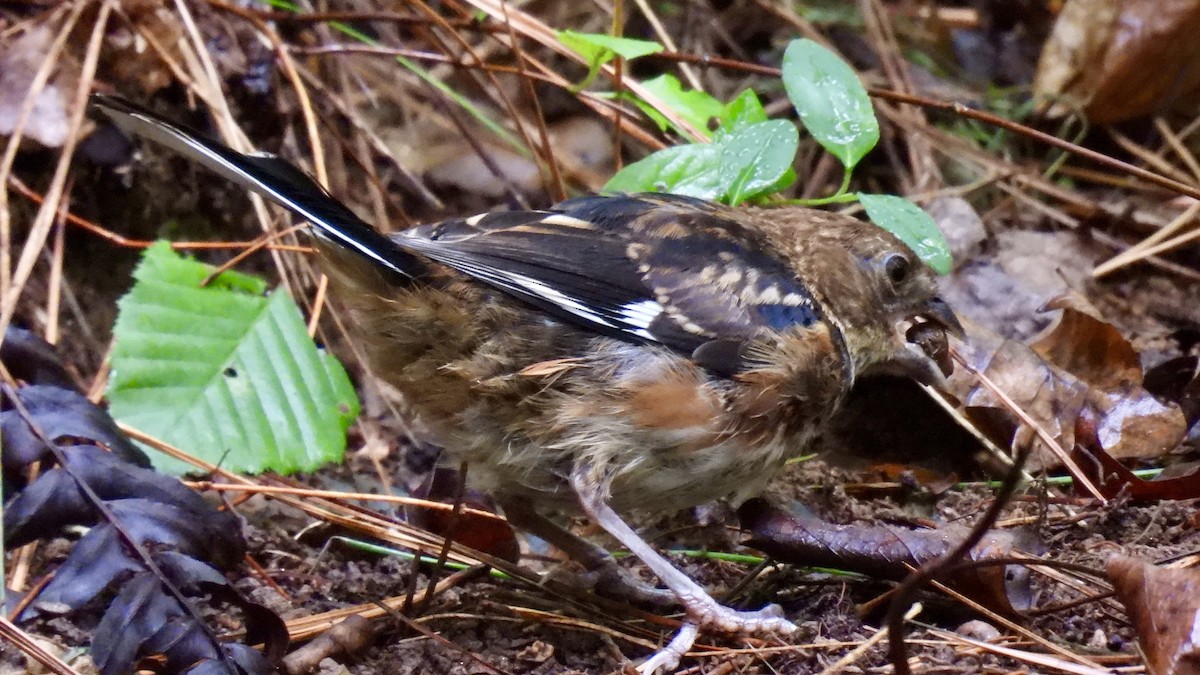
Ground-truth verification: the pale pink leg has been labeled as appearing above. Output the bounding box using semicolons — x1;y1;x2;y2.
571;474;798;672
500;496;676;605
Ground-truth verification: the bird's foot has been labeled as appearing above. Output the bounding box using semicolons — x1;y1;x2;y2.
682;593;797;635
637;596;797;673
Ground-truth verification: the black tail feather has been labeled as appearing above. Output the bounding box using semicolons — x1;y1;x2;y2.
89;94;422;280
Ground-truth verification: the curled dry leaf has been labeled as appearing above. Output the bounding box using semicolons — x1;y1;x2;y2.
408;467;520;562
1029;294;1141;390
1074;413;1200;500
949;294;1187;471
1032;294;1187;462
1143;355;1200;432
1034;0;1200;123
1107;556;1200;675
739;498;1039;619
953;319;1086;470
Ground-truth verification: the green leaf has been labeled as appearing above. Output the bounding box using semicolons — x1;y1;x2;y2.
718;121;798;205
857;194;953;274
108;242;360;474
718;89;768;135
639;74;723;140
604;143;725;199
557;31;663;92
556;30;663;62
782;38;879;170
760;166;798;197
623;94;671;133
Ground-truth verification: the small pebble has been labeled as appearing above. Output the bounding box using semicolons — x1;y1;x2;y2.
955;619;1001;641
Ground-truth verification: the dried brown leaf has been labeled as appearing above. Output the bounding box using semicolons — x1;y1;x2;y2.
950;305;1186;469
953;321;1087;469
409;468;519;562
739;499;1038;618
1034;0;1200;123
1107;556;1200;675
1030;294;1141;389
1074;418;1200;500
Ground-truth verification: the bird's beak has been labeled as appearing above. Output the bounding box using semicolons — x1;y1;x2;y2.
877;297;964;388
918;297;964;340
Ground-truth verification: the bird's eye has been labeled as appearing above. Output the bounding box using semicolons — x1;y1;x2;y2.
884;253;911;286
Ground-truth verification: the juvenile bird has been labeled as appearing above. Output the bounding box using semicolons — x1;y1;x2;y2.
91;94;962;672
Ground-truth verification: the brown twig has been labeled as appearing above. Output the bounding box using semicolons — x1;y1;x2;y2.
885;441;1033;675
5;176;310;253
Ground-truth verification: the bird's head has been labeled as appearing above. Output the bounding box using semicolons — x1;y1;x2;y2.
760;208;963;388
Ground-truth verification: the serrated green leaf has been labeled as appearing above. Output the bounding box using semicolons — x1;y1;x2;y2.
639;74;723;140
718;121;799;205
857;194;953;274
782;38;879;170
604;143;724;199
718;89;768;135
557;30;663;62
108;242;359;474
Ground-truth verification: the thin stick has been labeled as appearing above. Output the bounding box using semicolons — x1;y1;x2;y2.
953;349;1106;502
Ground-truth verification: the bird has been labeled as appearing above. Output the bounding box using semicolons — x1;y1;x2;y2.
90;93;963;673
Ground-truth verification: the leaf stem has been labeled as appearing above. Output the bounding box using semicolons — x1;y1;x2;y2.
780;168;856;206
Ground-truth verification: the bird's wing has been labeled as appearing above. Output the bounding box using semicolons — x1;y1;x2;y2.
398;194;825;373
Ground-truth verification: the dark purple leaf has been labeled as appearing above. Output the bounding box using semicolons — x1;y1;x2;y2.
1;326;78;391
1;384;149;473
5;445;239;549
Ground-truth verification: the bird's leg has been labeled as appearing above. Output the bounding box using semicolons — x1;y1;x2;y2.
498;496;676;605
570;472;798;673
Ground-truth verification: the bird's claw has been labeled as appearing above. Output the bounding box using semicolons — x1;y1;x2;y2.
702;601;797;635
638;596;797;673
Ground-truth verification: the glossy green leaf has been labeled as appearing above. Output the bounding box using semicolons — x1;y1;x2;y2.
718;89;768;135
108;242;359;474
719;121;798;205
782;38;879;170
603;143;724;199
639;74;723;140
557;30;663;63
557;31;664;92
858;194;952;274
760;166;798;197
